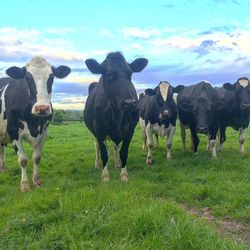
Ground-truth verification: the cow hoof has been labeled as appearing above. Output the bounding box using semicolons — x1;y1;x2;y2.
120;168;128;182
101;167;109;182
33;176;42;187
21;181;30;192
146;157;153;165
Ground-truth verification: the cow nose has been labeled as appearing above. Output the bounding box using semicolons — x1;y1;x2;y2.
35;105;50;114
197;126;208;134
160;110;169;118
124;99;137;110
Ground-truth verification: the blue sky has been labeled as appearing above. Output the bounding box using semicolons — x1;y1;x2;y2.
1;0;250;109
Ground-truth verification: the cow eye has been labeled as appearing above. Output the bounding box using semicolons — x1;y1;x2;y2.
48;76;54;85
106;72;115;81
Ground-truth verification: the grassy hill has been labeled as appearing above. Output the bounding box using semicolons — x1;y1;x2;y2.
0;122;249;249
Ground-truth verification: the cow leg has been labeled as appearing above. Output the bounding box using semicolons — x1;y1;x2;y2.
209;124;219;159
154;134;159;147
190;126;199;153
32;131;47;188
239;128;247;153
119;130;134;182
218;126;226;152
12;139;30;192
94;141;100;169
166;126;176;160
206;134;210;151
98;140;109;182
0;145;6;173
145;123;153;165
114;144;119;170
209;139;217;159
140;118;147;150
180;122;186;153
142;130;147;150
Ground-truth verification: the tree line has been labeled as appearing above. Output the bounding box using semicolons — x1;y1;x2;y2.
52;110;83;124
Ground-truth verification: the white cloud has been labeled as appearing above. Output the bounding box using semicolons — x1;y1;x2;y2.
98;29;114;38
122;27;161;39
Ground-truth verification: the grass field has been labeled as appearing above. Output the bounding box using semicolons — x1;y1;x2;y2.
0;121;249;249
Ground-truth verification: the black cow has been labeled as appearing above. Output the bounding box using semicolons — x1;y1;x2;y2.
215;77;250;153
84;52;148;182
0;57;70;191
139;81;184;165
177;81;224;158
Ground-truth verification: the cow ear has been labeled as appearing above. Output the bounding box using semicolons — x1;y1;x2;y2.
173;85;184;93
85;59;102;74
145;88;156;96
52;66;71;79
223;82;235;91
180;102;193;112
6;66;26;79
129;58;148;73
212;101;224;111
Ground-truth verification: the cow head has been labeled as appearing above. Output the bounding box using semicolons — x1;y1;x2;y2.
145;81;184;121
85;52;148;111
179;83;224;134
223;77;250;112
6;57;71;117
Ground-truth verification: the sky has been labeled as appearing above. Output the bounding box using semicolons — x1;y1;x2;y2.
1;0;250;109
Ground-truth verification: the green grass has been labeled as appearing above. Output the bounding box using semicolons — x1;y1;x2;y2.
0;122;249;249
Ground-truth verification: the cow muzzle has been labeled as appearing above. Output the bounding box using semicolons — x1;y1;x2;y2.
33;104;51;116
123;99;138;110
159;110;169;120
196;126;208;134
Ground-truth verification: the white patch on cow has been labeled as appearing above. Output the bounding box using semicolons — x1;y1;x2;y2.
95;141;100;168
12;138;30;191
209;139;217;159
239;79;249;88
166;125;176;160
26;57;53;115
102;166;109;182
239;128;247;153
120;167;128;182
159;81;169;101
0;85;10;144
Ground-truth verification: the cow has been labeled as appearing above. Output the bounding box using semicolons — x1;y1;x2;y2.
177;81;224;158
139;81;184;165
215;77;250;153
84;52;148;182
0;57;71;191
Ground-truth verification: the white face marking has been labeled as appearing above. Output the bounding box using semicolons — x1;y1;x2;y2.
159;82;169;101
239;79;249;88
26;57;53;115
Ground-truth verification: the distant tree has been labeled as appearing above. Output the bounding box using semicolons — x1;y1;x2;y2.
53;110;65;123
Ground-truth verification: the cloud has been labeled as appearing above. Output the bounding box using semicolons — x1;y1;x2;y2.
45;27;77;35
98;29;114;38
122;27;161;40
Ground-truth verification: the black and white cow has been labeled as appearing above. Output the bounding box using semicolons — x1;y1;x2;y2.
215;77;250;153
139;81;184;165
177;81;224;158
84;52;148;182
0;57;70;191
